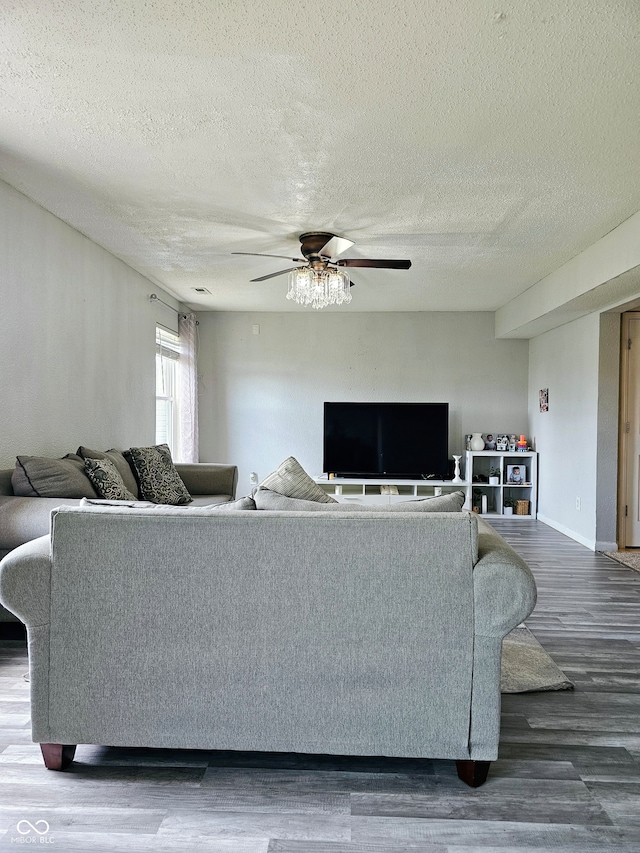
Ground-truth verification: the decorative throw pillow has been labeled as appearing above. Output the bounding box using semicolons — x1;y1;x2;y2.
84;457;137;501
125;444;192;505
259;456;337;503
77;446;140;498
254;487;465;513
12;454;99;498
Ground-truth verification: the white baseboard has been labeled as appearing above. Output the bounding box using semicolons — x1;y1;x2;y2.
537;514;596;551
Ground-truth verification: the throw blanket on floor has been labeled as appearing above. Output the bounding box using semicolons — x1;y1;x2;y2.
501;625;574;693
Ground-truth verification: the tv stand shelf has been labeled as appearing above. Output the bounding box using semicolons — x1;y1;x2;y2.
314;476;469;506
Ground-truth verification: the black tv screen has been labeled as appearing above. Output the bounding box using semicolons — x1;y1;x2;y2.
323;402;449;479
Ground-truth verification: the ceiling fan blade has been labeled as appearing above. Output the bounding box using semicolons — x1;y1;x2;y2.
250;267;299;282
233;252;305;262
318;235;355;259
337;259;412;269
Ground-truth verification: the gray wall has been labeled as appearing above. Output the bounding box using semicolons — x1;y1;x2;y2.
528;312;620;550
197;311;530;494
596;313;621;551
0;179;175;468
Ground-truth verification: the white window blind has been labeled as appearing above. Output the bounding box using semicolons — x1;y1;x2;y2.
156;326;180;457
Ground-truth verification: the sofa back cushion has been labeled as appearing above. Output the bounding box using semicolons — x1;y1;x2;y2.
12;455;98;498
254;487;466;513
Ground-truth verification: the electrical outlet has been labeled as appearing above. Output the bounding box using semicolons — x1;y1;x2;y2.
252;324;260;336
250;472;259;485
576;497;581;511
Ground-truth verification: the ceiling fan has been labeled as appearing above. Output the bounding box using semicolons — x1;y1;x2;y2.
232;231;412;283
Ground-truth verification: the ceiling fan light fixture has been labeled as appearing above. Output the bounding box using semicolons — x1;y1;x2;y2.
286;267;352;310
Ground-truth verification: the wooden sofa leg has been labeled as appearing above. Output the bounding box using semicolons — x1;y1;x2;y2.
456;759;491;787
40;743;77;770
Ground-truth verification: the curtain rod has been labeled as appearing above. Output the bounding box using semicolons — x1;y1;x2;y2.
149;293;180;313
149;293;198;323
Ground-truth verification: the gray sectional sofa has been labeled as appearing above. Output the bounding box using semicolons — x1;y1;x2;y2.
0;459;238;622
0;502;536;786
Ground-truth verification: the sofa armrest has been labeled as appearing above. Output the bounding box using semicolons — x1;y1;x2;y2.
0;496;83;551
473;520;537;638
0;535;52;626
175;463;238;499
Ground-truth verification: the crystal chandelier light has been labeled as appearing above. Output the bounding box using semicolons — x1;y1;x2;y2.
286;267;352;310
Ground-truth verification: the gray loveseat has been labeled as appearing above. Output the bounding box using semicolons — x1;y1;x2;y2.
0;503;536;786
0;461;238;622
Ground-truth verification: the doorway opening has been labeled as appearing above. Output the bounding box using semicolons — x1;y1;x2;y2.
618;312;640;548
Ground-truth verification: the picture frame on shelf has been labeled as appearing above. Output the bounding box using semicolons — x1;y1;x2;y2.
506;464;526;484
484;433;497;450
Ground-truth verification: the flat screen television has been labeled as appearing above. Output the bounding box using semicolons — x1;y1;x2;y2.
323;402;449;479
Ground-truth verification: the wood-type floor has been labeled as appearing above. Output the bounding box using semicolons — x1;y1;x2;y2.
1;519;640;851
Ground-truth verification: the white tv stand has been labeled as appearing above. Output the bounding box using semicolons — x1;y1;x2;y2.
313;476;470;506
314;451;537;518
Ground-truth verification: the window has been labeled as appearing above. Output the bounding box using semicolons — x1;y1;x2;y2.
156;326;180;458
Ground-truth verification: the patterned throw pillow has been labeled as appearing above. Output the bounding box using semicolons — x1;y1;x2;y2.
259;456;337;503
84;457;137;501
125;444;192;505
77;446;140;498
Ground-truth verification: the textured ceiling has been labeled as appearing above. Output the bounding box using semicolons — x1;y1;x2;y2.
1;0;639;312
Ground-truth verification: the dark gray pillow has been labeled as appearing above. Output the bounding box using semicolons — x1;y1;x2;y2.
77;446;139;498
254;487;466;513
259;456;336;503
125;444;192;505
84;457;137;501
12;454;98;498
